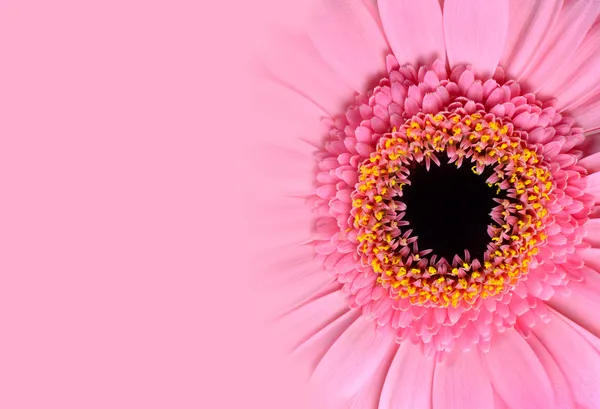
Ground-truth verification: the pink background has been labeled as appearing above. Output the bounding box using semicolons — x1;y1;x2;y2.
0;0;321;407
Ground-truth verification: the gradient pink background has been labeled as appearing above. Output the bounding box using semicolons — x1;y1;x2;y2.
0;0;323;407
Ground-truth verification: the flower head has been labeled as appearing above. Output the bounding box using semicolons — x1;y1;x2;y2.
264;0;600;408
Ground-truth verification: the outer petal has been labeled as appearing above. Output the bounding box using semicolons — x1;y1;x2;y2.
432;348;494;409
262;31;354;116
547;265;600;338
379;341;435;409
378;0;446;65
580;151;600;173
534;312;600;408
520;0;600;92
293;309;361;379
443;0;509;77
542;20;600;111
572;97;600;132
527;334;576;409
587;172;600;202
310;317;397;400
279;290;351;351
482;328;554;409
500;0;563;79
307;0;389;92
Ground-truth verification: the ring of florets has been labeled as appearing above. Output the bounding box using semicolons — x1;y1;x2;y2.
350;112;553;308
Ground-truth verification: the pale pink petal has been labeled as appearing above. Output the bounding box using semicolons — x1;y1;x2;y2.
547;267;600;338
310;317;397;399
482;328;554;409
521;0;600;91
432;348;493;409
262;31;354;116
586;171;600;202
543;20;600;111
500;0;563;78
526;334;576;408
572;99;600;132
307;0;389;92
579;247;600;272
379;341;435;409
580;151;600;173
343;351;395;409
534;311;600;408
293;310;361;379
378;0;445;65
585;218;600;247
443;0;509;77
279;290;351;351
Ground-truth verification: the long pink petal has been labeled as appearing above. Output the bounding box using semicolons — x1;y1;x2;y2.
572;97;600;132
500;0;563;78
580;151;600;173
310;317;397;400
293;309;361;379
534;311;600;408
278;290;351;350
585;217;600;247
307;0;389;92
542;20;600;111
432;348;494;409
527;334;576;408
443;0;509;77
262;31;354;116
586;172;600;203
520;0;600;92
379;341;435;409
378;0;445;65
482;328;554;409
547;268;600;339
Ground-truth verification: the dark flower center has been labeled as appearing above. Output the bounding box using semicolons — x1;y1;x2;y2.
402;159;499;262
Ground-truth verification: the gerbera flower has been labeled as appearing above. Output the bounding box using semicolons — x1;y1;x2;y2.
257;0;600;408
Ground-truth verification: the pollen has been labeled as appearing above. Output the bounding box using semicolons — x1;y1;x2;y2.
349;112;553;308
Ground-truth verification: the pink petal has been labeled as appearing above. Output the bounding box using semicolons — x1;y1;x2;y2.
379;341;435;409
586;171;600;203
521;0;600;92
307;0;389;92
293;309;361;378
281;289;351;348
432;348;493;409
310;317;396;399
585;218;600;247
378;0;445;65
443;0;509;77
263;31;354;116
579;151;600;173
500;0;563;79
533;311;600;408
543;20;600;111
571;96;600;132
526;334;576;408
547;266;600;338
482;328;554;409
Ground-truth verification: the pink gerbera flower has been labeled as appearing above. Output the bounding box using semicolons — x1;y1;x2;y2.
257;0;600;408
